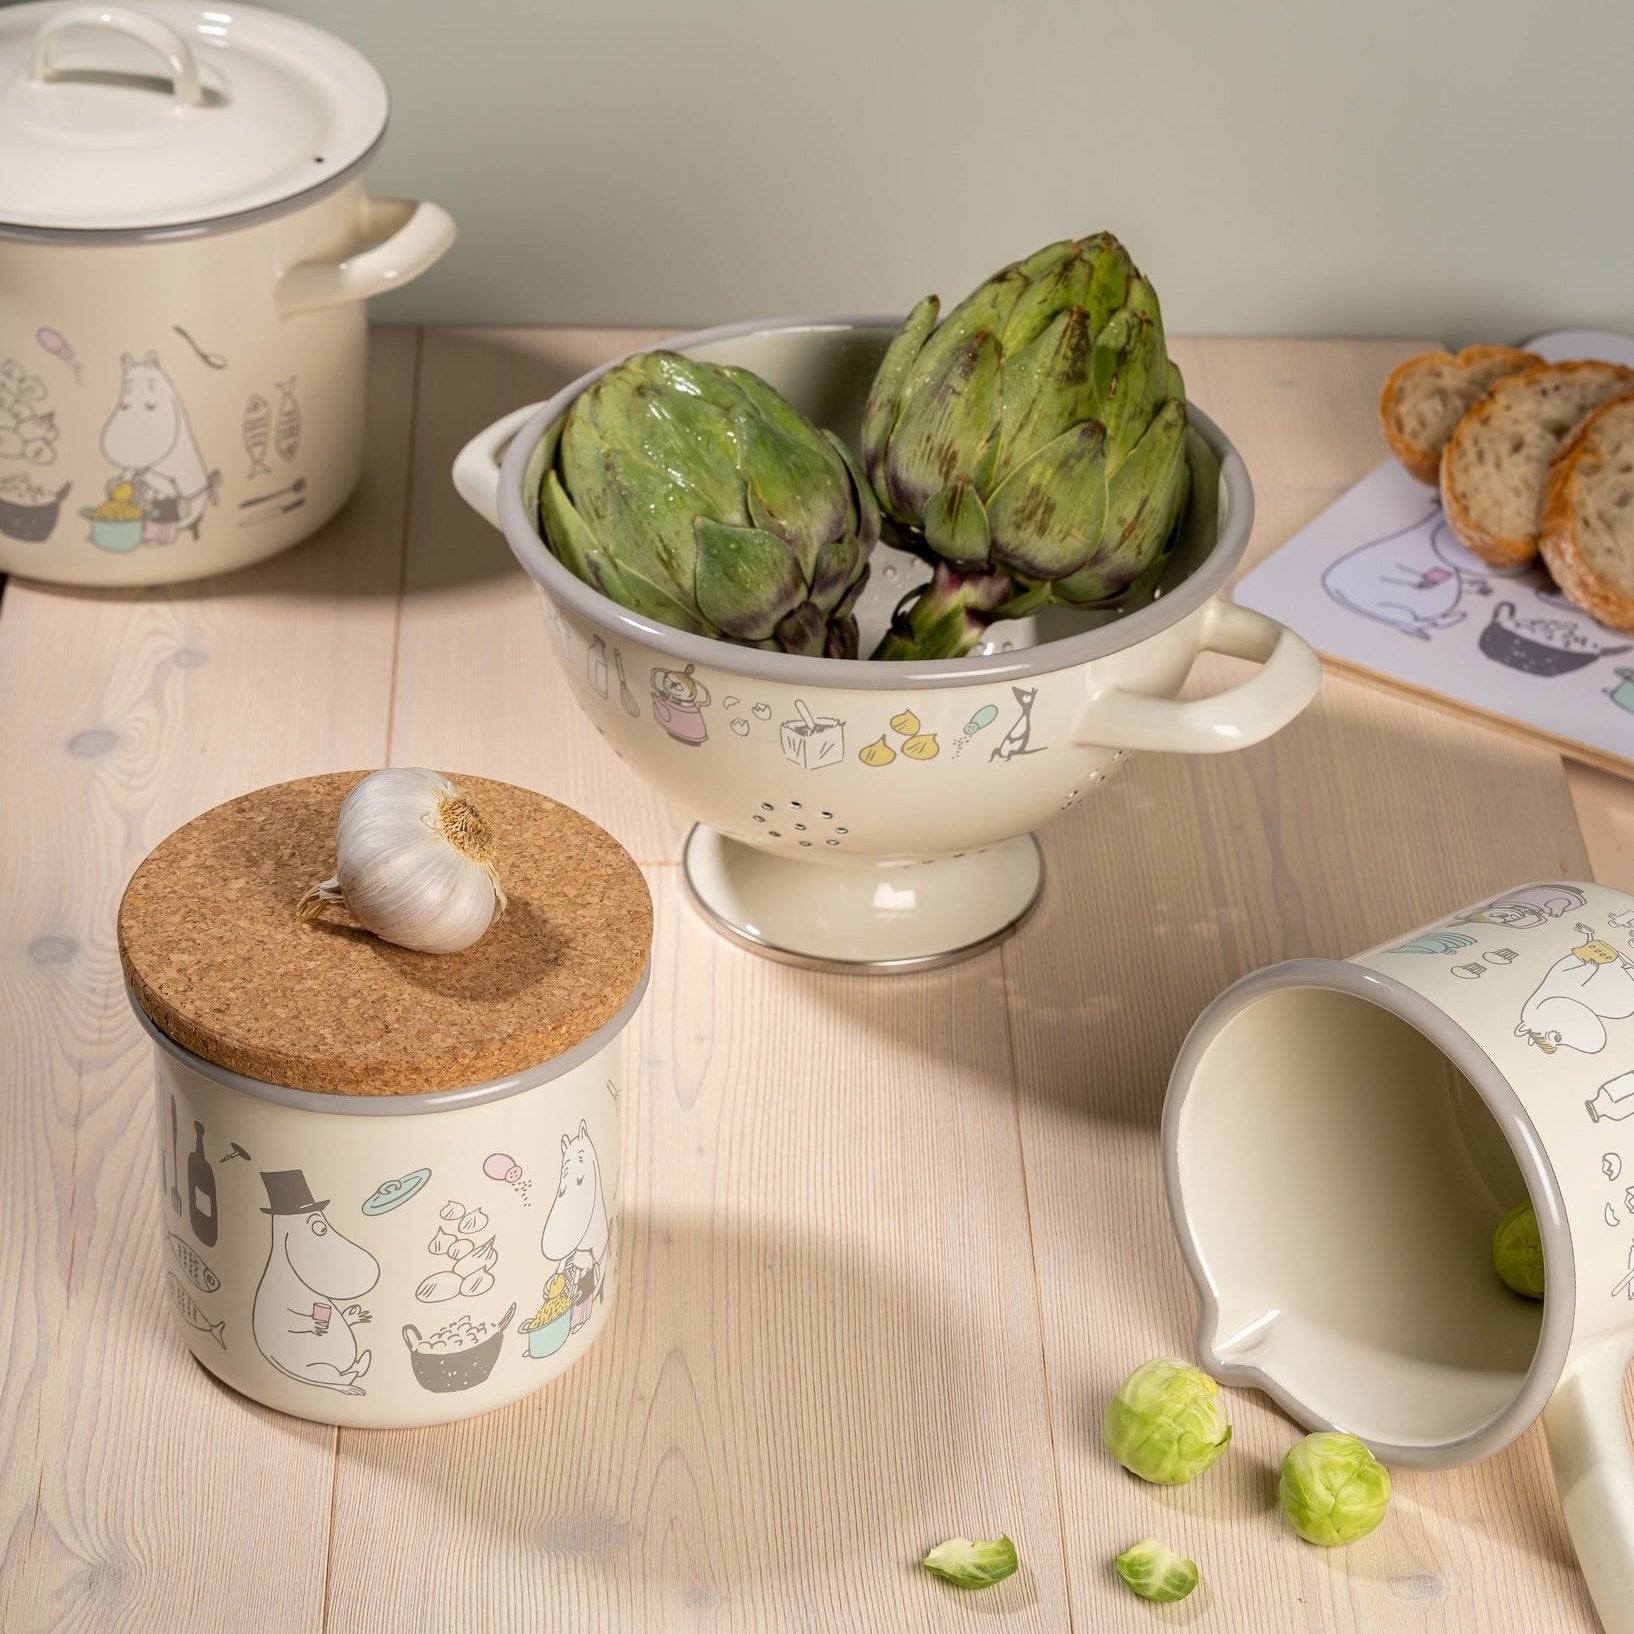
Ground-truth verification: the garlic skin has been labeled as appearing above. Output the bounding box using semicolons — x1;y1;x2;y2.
298;769;507;955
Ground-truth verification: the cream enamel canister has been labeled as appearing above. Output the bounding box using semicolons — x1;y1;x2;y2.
0;2;455;586
117;772;651;1429
1164;880;1634;1634
453;318;1322;973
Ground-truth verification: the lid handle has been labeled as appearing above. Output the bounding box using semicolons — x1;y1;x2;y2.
30;6;206;109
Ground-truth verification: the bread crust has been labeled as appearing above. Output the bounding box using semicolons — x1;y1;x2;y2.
1440;360;1634;570
1539;391;1634;635
1378;345;1540;486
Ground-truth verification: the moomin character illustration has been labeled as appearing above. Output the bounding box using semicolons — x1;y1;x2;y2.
253;1170;380;1395
540;1121;610;1331
98;351;221;546
1321;515;1522;640
1515;926;1634;1056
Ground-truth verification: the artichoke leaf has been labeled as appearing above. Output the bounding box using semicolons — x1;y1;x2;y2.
985;420;1109;579
996;305;1098;478
826;429;882;547
1053;401;1188;604
1097;310;1167;460
900;265;1027;407
921;477;993;566
737;407;850;580
860;294;940;482
693;517;809;642
999;244;1092;356
1083;235;1135;334
544;474;708;632
559;409;698;594
884;327;1004;519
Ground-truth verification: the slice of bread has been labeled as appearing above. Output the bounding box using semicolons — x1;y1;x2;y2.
1441;361;1634;569
1539;392;1634;634
1379;345;1541;484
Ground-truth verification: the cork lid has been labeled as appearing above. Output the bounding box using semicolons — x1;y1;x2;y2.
118;772;652;1095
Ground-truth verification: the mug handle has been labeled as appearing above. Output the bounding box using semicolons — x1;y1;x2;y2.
452;404;544;530
278;199;457;316
30;6;205;107
1072;597;1321;754
1543;1334;1634;1634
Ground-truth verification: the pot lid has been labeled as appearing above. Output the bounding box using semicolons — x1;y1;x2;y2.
0;2;390;235
118;773;654;1096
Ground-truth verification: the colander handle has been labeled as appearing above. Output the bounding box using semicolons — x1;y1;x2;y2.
401;1325;422;1351
1073;598;1320;755
452;404;545;530
1542;1334;1634;1634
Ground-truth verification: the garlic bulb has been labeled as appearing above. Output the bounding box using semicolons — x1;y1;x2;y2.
298;768;507;954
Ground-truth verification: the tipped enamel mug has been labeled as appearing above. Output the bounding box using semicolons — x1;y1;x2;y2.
1165;880;1634;1632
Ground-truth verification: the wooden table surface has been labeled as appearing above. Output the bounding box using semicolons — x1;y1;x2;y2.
2;329;1629;1633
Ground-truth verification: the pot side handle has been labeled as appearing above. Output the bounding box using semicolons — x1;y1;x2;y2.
278;199;456;316
1542;1335;1634;1634
1071;598;1321;754
30;6;205;107
452;404;545;530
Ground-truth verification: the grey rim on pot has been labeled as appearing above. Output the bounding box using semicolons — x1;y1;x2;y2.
495;315;1256;691
1162;957;1576;1469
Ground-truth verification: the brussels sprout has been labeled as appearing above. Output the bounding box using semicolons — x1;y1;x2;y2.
1279;1432;1391;1545
920;1534;1019;1588
1114;1539;1199;1603
1492;1199;1544;1299
1103;1358;1232;1484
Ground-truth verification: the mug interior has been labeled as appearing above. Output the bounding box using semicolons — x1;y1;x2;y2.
1167;968;1572;1464
514;322;1226;671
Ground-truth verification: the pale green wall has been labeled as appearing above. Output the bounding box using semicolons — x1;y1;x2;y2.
95;1;1634;335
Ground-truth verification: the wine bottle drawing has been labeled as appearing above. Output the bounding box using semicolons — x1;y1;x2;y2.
188;1121;219;1247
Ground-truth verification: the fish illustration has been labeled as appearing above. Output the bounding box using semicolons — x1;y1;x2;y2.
274;378;301;463
168;1232;220;1294
242;394;271;478
166;1271;226;1348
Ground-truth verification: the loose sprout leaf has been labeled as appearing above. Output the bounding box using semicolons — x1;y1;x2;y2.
1115;1539;1199;1603
921;1534;1019;1589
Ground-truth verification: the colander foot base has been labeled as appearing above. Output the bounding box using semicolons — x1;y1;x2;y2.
681;826;1044;973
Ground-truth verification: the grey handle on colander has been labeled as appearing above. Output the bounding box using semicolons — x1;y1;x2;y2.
1542;1334;1634;1634
1073;597;1321;754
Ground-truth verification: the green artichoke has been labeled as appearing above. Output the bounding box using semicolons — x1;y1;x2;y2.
541;350;878;658
861;233;1191;660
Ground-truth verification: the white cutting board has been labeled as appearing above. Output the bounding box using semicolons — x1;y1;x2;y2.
1234;330;1634;775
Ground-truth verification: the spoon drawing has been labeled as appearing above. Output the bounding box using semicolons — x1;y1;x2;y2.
238;478;306;509
172;326;228;369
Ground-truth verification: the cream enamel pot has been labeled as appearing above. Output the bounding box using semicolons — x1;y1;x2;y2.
455;318;1322;971
1165;881;1634;1633
0;3;454;586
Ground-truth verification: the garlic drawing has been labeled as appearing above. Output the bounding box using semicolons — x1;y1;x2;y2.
298;768;506;954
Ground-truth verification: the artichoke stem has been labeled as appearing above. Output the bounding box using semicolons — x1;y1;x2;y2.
869;561;1017;662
